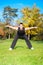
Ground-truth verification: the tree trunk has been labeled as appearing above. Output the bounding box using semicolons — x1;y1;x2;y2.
8;33;10;39
27;34;30;40
8;28;11;39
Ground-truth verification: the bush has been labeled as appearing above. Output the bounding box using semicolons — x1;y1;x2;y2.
31;35;43;41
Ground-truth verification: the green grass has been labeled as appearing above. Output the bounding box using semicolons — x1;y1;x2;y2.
0;39;43;65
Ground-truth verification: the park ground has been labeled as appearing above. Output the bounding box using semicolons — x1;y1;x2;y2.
0;39;43;65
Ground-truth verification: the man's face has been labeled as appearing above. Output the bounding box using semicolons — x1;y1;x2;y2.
19;24;23;28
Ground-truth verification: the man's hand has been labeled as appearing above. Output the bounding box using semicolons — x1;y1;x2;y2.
33;27;38;29
25;27;38;30
5;25;18;30
5;25;10;28
30;27;38;29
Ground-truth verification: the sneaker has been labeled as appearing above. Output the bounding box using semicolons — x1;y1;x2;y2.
31;47;34;50
9;48;12;50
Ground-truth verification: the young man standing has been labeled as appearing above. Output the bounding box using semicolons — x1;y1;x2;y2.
6;23;37;50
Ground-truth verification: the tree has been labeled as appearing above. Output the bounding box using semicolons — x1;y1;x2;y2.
21;4;43;40
3;6;18;24
3;6;18;39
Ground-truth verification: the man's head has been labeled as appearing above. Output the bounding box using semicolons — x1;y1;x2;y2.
19;23;23;27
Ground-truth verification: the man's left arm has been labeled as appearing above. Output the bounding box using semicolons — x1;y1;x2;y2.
25;27;38;30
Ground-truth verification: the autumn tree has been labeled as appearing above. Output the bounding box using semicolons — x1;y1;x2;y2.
21;4;43;40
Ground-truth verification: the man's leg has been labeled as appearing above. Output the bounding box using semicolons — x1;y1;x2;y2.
10;34;19;49
24;35;32;49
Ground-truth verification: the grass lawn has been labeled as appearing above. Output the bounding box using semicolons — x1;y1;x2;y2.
0;39;43;65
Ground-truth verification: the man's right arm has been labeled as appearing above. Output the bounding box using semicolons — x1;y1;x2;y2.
5;25;18;30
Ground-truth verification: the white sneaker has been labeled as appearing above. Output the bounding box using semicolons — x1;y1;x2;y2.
31;47;34;50
9;48;12;50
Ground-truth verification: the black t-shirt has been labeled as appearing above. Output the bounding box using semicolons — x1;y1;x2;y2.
17;27;25;36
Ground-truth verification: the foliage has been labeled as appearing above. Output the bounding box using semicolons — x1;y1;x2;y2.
0;5;43;40
3;6;18;24
21;4;43;40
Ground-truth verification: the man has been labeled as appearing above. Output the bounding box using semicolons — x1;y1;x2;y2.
6;23;37;50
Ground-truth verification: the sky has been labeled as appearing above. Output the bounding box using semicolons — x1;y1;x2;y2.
0;0;43;22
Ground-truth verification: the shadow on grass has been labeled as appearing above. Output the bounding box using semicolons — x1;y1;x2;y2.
14;46;29;49
15;46;25;49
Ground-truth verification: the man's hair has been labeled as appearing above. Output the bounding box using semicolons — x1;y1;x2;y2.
19;23;23;26
20;23;23;24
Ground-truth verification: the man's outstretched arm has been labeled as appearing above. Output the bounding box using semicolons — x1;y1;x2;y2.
5;25;18;30
25;27;38;30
